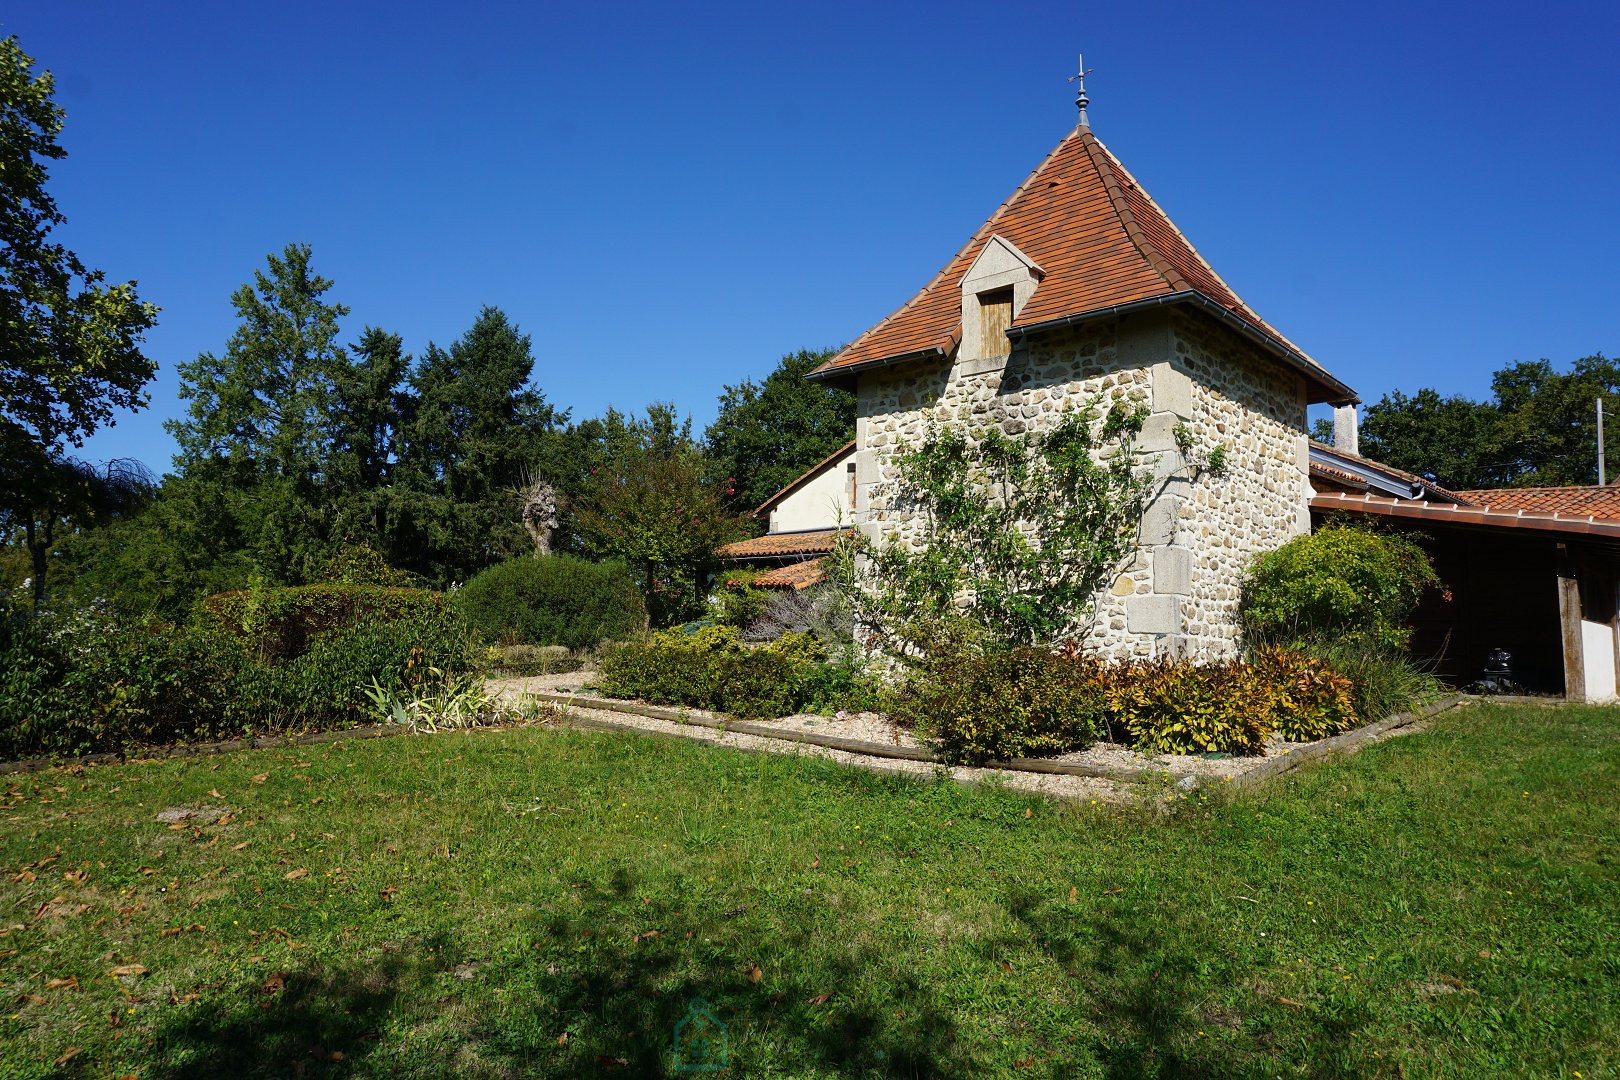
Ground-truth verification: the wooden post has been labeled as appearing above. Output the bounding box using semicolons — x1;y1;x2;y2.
1557;544;1585;702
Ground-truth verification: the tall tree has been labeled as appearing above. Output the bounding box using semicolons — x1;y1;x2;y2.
0;36;158;531
1360;354;1620;490
704;348;853;512
573;405;744;626
1;455;155;611
166;243;350;582
394;307;564;580
328;326;409;544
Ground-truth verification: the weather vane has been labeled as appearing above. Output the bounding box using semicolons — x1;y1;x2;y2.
1067;54;1094;128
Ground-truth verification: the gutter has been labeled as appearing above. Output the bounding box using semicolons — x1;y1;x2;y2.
1005;291;1359;406
804;345;948;384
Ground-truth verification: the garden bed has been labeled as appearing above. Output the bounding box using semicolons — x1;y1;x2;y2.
486;673;1464;799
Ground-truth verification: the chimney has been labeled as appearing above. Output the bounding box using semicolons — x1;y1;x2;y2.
1332;404;1359;456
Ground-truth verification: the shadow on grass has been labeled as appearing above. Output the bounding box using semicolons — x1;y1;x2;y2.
149;934;457;1078
1001;887;1371;1080
147;904;960;1078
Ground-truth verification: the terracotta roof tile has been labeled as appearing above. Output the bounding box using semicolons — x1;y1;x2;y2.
1455;486;1620;520
810;126;1349;401
1313;492;1620;540
752;558;828;590
716;529;849;559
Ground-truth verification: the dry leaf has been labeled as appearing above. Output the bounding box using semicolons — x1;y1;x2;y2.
746;963;763;983
12;870;34;883
109;964;148;978
18;993;45;1005
64;869;87;884
633;930;662;943
283;868;309;881
556;1032;570;1046
596;1056;629;1069
45;976;80;991
161;927;181;937
1000;960;1013;973
262;971;287;993
809;859;820;870
380;885;398;902
251;774;269;784
1024;807;1033;819
1014;1055;1036;1068
1102;887;1123;896
1276;996;1306;1008
232;841;251;851
208;789;224;798
1067;886;1078;903
54;1047;81;1067
805;992;831;1005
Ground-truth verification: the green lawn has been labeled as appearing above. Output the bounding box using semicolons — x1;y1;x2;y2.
1;702;1615;1078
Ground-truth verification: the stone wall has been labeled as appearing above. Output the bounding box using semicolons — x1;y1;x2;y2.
852;306;1309;660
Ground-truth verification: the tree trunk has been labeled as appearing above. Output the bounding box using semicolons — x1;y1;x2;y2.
25;516;50;612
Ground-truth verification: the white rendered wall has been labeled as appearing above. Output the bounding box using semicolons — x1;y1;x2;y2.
1580;620;1617;702
769;447;856;534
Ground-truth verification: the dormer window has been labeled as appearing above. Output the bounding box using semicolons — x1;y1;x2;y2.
977;288;1014;358
958;234;1043;363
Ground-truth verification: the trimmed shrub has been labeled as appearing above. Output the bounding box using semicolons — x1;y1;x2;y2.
201;584;445;662
1242;522;1441;650
318;543;418;587
0;604;479;761
899;646;1361;762
895;648;1107;763
597;625;826;720
453;555;646;649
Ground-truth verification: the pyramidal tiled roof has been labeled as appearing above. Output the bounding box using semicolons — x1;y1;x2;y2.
810;125;1353;403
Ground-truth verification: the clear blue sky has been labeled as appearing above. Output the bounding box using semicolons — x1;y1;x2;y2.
8;0;1618;474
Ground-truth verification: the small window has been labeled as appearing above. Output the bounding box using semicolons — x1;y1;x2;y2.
846;461;857;510
978;287;1014;357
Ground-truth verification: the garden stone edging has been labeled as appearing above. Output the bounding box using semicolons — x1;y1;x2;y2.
0;693;1465;786
528;691;1467;790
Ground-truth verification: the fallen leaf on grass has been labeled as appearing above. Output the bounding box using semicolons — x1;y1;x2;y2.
53;1047;81;1067
109;964;147;978
595;1056;628;1069
1276;997;1306;1008
632;930;662;943
805;992;831;1005
379;885;398;902
1067;887;1078;903
251;774;269;784
11;870;35;883
1024;807;1033;819
17;993;46;1005
1014;1055;1036;1068
208;789;223;798
746;963;763;984
1000;960;1013;973
809;859;820;870
0;949;16;959
283;868;309;881
1102;888;1123;896
232;842;251;851
262;971;287;994
44;976;80;991
556;1032;569;1046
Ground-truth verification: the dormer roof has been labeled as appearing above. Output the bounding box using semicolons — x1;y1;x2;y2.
809;126;1355;404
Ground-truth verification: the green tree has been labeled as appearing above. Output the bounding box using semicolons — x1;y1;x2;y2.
572;405;744;626
1359;354;1620;490
1;456;155;611
0;36;158;546
704;348;854;512
1358;388;1498;490
166;243;351;583
328;327;409;544
394;307;564;581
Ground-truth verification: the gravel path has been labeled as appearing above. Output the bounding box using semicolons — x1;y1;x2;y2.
488;674;1177;805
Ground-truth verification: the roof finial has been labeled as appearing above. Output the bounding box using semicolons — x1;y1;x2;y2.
1067;53;1094;129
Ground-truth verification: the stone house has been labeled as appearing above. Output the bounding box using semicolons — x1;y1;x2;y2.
806;108;1359;660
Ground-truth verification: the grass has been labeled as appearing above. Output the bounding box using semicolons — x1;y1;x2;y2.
0;701;1615;1078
